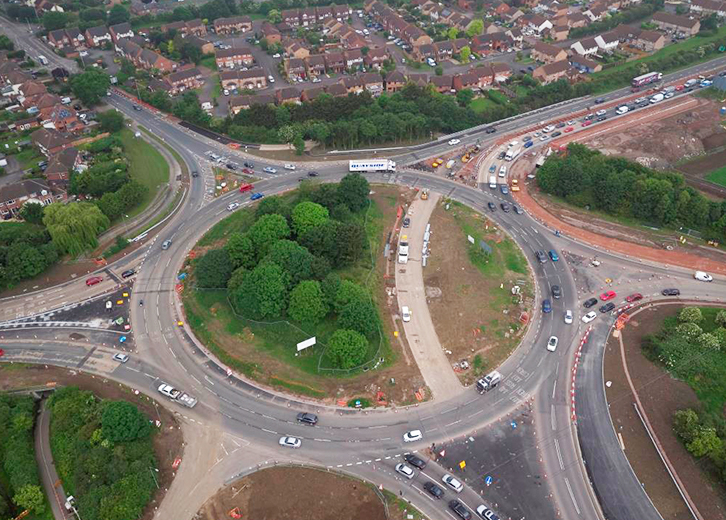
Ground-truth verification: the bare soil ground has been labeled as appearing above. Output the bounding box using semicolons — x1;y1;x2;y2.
196;466;421;520
0;364;184;520
423;201;533;385
603;304;726;520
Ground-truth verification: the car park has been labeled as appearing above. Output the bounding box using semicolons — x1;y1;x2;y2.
600;302;615;313
424;482;445;499
584;297;598;308
548;250;559;261
121;269;135;278
161;240;172;250
227;202;240;211
501;202;510;212
600;290;616;301
403;430;423;442
565;310;573;324
395;463;415;479
404;454;427;469
626;293;643;302
547;336;558;352
263;166;277;174
278;436;302;449
535;250;547;263
662;288;680;296
476;505;500;520
695;271;713;282
448;139;461;145
582;311;597;323
488;202;496;212
542;299;552;313
296;412;318;425
552;285;561;299
250;193;264;201
442;474;464;493
112;353;129;363
450;500;472;520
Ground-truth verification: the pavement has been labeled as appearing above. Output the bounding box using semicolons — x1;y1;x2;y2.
395;192;463;402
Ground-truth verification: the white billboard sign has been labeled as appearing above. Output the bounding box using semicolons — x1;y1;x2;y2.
297;337;317;352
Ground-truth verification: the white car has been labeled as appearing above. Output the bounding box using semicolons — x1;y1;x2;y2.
564;310;573;324
312;77;321;83
112;353;129;363
595;109;607;117
268;75;275;83
695;271;713;282
448;139;461;146
263;166;277;174
401;306;411;322
223;89;229;96
442;474;463;493
539;135;549;141
279;436;302;449
533;131;541;137
395;463;415;479
477;505;497;519
403;430;423;443
543;125;555;133
272;53;281;58
566;120;575;125
284;164;296;170
582;311;597;324
227;202;240;211
547;336;558;352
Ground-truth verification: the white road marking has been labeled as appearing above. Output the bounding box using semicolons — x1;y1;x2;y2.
554;438;564;470
564;477;581;515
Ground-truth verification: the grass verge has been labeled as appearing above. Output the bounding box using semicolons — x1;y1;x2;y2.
119;128;169;218
706;165;726;187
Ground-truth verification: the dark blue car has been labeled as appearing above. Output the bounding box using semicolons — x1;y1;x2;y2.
542;299;552;313
524;141;533;148
250;192;264;201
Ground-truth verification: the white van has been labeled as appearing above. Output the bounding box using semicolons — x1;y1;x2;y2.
508;140;518;148
650;93;664;104
489;176;497;189
615;105;629;115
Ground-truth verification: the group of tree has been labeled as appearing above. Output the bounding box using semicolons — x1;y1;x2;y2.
0;34;14;51
674;406;726;483
0;394;46;518
48;387;157;520
70;69;111;107
0;221;59;290
193;175;380;369
537;143;726;239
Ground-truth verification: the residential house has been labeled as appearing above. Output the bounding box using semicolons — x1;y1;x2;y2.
532;59;570;84
490;62;512;82
138;49;176;73
282;9;301;27
322;18;345;36
408;73;429;87
340;29;367;49
414;44;437;62
13;117;40;132
325;82;348;97
452;71;480;91
31;127;70;156
451;38;471;52
46;104;80;132
344;48;364;69
305;54;327;76
532;41;567;63
213;16;253;35
340;75;364;94
652;12;700;36
24;93;59;114
301;86;326;102
109;22;134;43
458;0;473;9
594;31;619;52
285;41;311;60
65;27;84;48
185;35;215;55
690;0;726;17
524;14;553;35
300;7;316;26
161;19;206;37
324;52;346;73
634;30;666;52
405;26;433;47
165;67;204;95
220;69;268;90
506;28;524;46
429;74;453;93
570;56;603;73
570;37;599;57
364;47;389;68
385;70;406;92
285;58;307;79
548;20;569;41
316;6;333;23
332;5;351;21
0;180;64;220
360;72;384;95
565;13;589;28
434;40;454;58
276;87;301;104
583;5;607;21
19;80;47;104
43;146;79;188
261;22;282;44
215;47;255;69
85;25;111;47
229;93;276;114
47;29;70;48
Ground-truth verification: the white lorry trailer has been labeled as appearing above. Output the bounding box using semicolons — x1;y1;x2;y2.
349;159;396;172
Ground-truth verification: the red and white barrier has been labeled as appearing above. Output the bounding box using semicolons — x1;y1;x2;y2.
571;326;592;423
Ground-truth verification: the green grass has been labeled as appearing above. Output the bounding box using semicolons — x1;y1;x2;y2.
119;128;169;219
197;205;257;246
200;55;217;71
15;147;42;170
469;97;496;114
706;165;726;187
211;74;221;98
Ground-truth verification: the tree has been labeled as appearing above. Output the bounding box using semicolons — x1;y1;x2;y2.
227;267;246;292
19;202;44;224
335;222;366;265
98;110;125;133
339;298;380;338
673;409;700;443
337;174;370;212
326;329;368;369
447;27;459;40
256;195;288;219
108;4;130;25
715;310;726;328
466;19;484;38
42;11;69;31
688;426;723;458
713;327;726;350
233;262;289;318
13;485;45;514
267;8;282;23
225;232;256;269
248;213;290;259
196;248;233;288
0;35;15;51
456;88;474;107
70;69;111;106
334;280;368;312
293;134;305;155
43;202;110;256
101;401;151;442
459;46;471;63
697;332;720;350
292;201;329;236
288;280;328;324
265;239;314;286
675;322;702;340
679;306;703;324
435;66;443;76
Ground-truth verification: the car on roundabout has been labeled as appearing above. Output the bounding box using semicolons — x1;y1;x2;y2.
279;436;302;449
695;271;713;282
547;336;558;352
600;290;616;301
449;139;461;145
296;412;318;426
582;311;597;323
662;288;680;296
584;298;598;308
600;302;615;313
263;166;277;174
403;430;423;443
395;463;415;479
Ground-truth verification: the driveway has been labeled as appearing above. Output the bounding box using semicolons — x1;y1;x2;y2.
395;191;463;401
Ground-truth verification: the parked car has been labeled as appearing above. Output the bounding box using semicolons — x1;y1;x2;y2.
662;288;680;296
395;463;415;479
600;290;616;301
403;217;411;228
500;185;509;195
476;505;500;520
442;474;464;493
112;353;129;363
583;298;598;308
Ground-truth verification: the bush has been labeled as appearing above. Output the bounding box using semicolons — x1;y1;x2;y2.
288;280;328;324
326;329;368;369
196;248;233;288
101;401;151;442
674;409;700;443
679;307;704;324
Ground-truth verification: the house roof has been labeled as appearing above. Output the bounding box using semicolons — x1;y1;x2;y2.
639;29;664;43
302;86;326;99
0;179;54;204
44;146;78;178
534;41;565;57
325;83;348;96
361;72;382;84
306;54;326;66
537;59;570;76
31;128;69;150
386;70;406;83
86;25;109;37
430;75;452;87
652;11;700;29
168;67;202;83
324;52;345;64
230;93;275;108
110;22;132;35
278;86;301;99
220;68;267;81
216;47;253;59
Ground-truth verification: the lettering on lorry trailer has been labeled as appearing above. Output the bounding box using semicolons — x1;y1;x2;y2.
349;160;396;172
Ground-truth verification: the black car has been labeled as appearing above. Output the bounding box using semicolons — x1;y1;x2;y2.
73;104;82;110
121;269;135;279
488;202;496;212
555;122;566;128
600;302;615;313
584;297;598;308
535;250;547;263
597;116;607;122
513;204;523;215
243;162;255;168
501;202;510;212
424;482;445;499
404;454;427;469
307;171;319;177
497;151;506;160
403;217;411;228
296;412;318;426
662;288;681;296
191;170;199;178
485;127;497;134
133;104;141;111
594;97;605;104
226;163;236;170
551;131;562;138
520;68;527;74
449;500;472;520
552;285;561;299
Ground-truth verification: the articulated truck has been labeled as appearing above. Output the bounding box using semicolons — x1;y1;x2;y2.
349;159;396;172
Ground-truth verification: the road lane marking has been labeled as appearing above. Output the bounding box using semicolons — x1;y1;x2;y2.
552;380;557;399
554;438;564;470
564;477;581;515
551;405;557;431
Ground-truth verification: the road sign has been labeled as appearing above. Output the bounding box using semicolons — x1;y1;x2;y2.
485;476;493;486
511;421;517;429
459;460;466;469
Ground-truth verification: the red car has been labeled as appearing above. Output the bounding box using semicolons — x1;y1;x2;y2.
626;293;643;302
86;276;103;287
239;183;254;193
564;126;574;133
581;120;592;127
600;290;616;301
675;85;684;91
